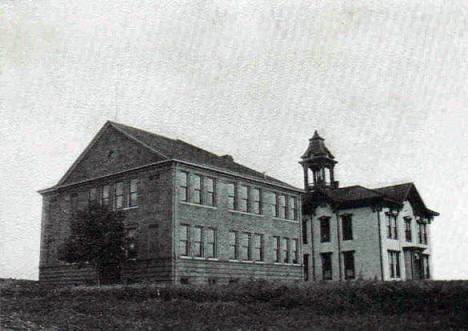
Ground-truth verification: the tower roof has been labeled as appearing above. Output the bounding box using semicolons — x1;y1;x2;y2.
301;130;335;162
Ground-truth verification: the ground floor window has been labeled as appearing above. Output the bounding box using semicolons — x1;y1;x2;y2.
343;251;355;279
388;250;401;278
321;252;332;280
422;255;430;279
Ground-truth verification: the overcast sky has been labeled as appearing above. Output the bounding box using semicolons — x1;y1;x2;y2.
1;0;467;280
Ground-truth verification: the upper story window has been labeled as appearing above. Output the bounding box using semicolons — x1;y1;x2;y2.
279;195;286;219
88;188;97;205
71;193;78;214
341;215;353;241
205;177;215;206
289;197;298;220
272;193;279;217
239;185;249;212
178;171;189;202
252;188;262;214
418;222;428;244
102;185;110;207
191;175;202;204
227;183;235;210
321;252;332;280
343;251;355;279
404;217;412;242
302;219;308;244
114;182;124;210
386;213;398;239
129;179;138;207
320;217;331;242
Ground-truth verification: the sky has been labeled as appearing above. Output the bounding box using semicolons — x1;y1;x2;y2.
1;0;467;280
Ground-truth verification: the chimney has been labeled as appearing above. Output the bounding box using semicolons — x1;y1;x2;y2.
221;154;234;162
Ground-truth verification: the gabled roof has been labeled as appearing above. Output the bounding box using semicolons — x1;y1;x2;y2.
303;182;438;217
374;183;439;216
45;121;300;192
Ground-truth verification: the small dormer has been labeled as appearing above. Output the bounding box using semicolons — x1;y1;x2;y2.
300;131;338;191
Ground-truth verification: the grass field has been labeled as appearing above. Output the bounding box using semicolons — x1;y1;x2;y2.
1;278;467;330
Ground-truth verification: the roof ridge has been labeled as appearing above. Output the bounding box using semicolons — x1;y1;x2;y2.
109;121;178;143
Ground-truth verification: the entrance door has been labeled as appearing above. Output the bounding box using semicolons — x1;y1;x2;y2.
412;252;423;280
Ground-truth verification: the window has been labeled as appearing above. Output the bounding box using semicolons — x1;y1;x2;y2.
178;171;189;202
343;251;355;279
405;217;412;242
272;193;279;217
422;255;430;279
179;225;190;256
192;175;202;204
388;250;401;278
279;195;286;218
180;277;189;285
320;217;330;242
252;188;261;214
102;185;110;207
418;222;427;244
282;238;290;263
253;234;264;262
304;254;310;281
289;197;298;220
273;236;281;262
126;228;137;260
240;232;251;261
342;215;353;241
302;220;308;244
206;228;216;258
292;239;298;264
239;185;249;212
71;193;78;213
227;183;235;210
88;188;97;205
193;227;203;257
205;177;215;206
129;179;138;207
321;253;332;280
229;231;238;260
115;182;124;210
386;213;398;239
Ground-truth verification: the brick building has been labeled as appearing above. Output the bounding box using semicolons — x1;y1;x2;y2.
38;121;303;285
38;122;438;285
300;132;439;281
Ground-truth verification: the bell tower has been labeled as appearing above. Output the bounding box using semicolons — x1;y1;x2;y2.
300;131;338;191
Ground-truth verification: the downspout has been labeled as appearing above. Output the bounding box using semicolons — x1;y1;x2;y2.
376;206;385;280
335;208;342;281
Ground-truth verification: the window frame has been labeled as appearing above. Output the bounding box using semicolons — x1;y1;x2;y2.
129;178;138;207
282;237;290;264
114;181;124;210
88;187;97;206
102;185;110;208
273;236;281;263
227;183;236;210
321;252;332;280
239;185;249;212
320;217;331;243
388;250;401;278
178;171;189;202
343;251;355;279
292;239;298;264
191;174;202;204
126;228;138;260
205;228;216;258
253;233;264;262
404;217;412;242
205;177;215;206
279;195;287;219
341;214;353;241
193;226;203;257
179;224;190;257
252;188;262;214
240;232;251;261
229;230;238;260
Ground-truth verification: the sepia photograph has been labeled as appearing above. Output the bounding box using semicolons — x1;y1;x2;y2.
1;1;467;330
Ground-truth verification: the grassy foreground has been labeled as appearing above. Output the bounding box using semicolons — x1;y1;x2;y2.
1;278;467;331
